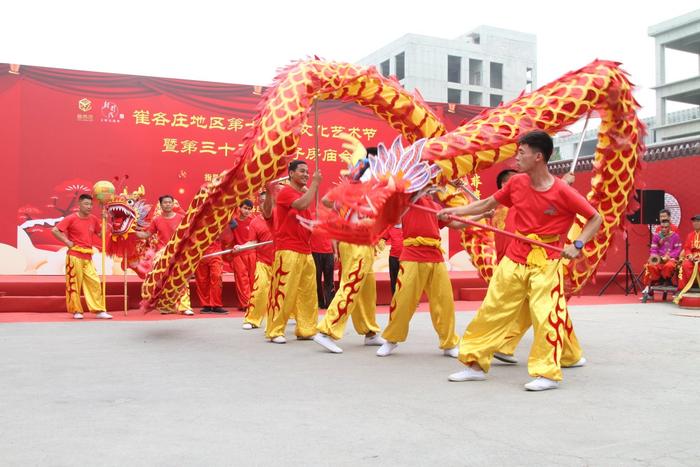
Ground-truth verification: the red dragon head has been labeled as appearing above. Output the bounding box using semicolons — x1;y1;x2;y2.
308;136;441;244
105;185;154;274
106;185;152;237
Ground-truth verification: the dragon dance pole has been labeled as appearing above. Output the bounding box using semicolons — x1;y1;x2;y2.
570;112;591;174
123;252;128;315
410;203;564;254
201;241;274;259
101;206;107;310
313;98;320;213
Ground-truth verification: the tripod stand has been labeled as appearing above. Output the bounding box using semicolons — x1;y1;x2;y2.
599;230;644;295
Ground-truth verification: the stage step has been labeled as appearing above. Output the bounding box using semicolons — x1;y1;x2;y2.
0;295;141;313
459;287;487;301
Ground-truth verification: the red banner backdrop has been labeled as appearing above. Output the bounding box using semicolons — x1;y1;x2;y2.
0;63;484;275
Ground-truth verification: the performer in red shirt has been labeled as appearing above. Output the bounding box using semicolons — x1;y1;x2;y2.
242;188;276;329
441;131;602;391
52;194;112;319
137;195;193;315
313;148;386;353
677;214;700;292
310;229;336;309
376;193;466;358
265;160;321;343
491;169;586;368
384;225;404;295
228;199;256;311
196;226;232;315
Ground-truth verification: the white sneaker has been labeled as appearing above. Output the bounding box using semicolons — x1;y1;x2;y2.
443;346;459;358
270;336;286;344
312;333;343;353
183;310;194;316
494;352;518;364
364;334;386;346
73;313;84;320
563;357;587;368
524;377;559;391
448;366;486;382
376;342;398;357
242;322;255;330
95;311;112;319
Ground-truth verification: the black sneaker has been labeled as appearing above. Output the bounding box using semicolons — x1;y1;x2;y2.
210;307;229;314
201;306;213;314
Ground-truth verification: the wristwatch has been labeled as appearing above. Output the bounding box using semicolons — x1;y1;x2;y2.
573;240;584;250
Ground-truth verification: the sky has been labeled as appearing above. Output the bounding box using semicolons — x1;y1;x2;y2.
4;1;699;118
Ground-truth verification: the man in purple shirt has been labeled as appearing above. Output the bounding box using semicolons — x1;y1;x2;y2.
642;218;682;287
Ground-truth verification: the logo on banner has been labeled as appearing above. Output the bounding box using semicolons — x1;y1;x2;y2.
100;100;124;123
76;98;94;122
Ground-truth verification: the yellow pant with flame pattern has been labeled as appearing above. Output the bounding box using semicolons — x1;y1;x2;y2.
381;261;459;349
265;250;318;339
496;300;583;367
459;257;571;381
244;261;272;328
317;242;380;340
64;254;105;314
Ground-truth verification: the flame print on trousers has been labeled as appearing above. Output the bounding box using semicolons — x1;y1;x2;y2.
266;255;289;323
546;267;569;365
143;59;644;310
244;270;261;321
65;259;79;301
331;258;365;325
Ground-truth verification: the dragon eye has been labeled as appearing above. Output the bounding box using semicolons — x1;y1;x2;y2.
127;199;134;205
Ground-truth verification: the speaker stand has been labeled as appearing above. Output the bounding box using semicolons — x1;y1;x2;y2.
599;230;644;296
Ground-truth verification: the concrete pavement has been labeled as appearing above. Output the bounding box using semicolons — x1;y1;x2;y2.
1;302;699;466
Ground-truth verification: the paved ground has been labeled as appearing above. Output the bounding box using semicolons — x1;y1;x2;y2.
1;302;699;466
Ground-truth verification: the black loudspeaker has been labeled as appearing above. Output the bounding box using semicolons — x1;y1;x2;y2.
627;190;665;224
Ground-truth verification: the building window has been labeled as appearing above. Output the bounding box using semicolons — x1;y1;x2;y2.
469;59;482;86
468;91;482;106
526;67;533;92
490;62;503;89
380;60;390;77
395;52;405;80
489;94;502;107
447;88;461;104
448;55;461;83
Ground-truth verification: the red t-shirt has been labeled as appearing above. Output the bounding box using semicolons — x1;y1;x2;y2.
274;185;312;254
232;215;254;245
310;229;333;254
147;213;184;250
385;226;404;258
250;214;275;265
400;197;446;263
56;213;101;259
493;174;597;264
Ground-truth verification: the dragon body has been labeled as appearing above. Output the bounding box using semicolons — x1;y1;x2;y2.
142;59;644;310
